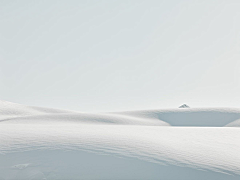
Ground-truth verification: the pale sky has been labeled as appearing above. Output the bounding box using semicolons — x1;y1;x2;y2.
0;0;240;112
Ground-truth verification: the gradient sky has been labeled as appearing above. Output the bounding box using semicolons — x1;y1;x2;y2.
0;0;240;112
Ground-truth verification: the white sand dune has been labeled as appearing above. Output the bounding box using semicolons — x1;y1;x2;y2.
1;100;240;180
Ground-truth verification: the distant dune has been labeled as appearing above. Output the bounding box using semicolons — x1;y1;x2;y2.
1;100;240;180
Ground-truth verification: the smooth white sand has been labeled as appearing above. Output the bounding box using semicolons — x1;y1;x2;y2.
1;100;240;180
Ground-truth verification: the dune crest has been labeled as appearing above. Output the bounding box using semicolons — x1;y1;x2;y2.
1;100;240;180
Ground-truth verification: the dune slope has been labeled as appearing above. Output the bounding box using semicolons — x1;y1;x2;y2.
0;100;240;180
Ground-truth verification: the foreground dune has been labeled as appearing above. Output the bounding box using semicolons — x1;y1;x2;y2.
1;100;240;180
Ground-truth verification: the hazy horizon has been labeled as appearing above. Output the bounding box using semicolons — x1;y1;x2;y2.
1;0;240;112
